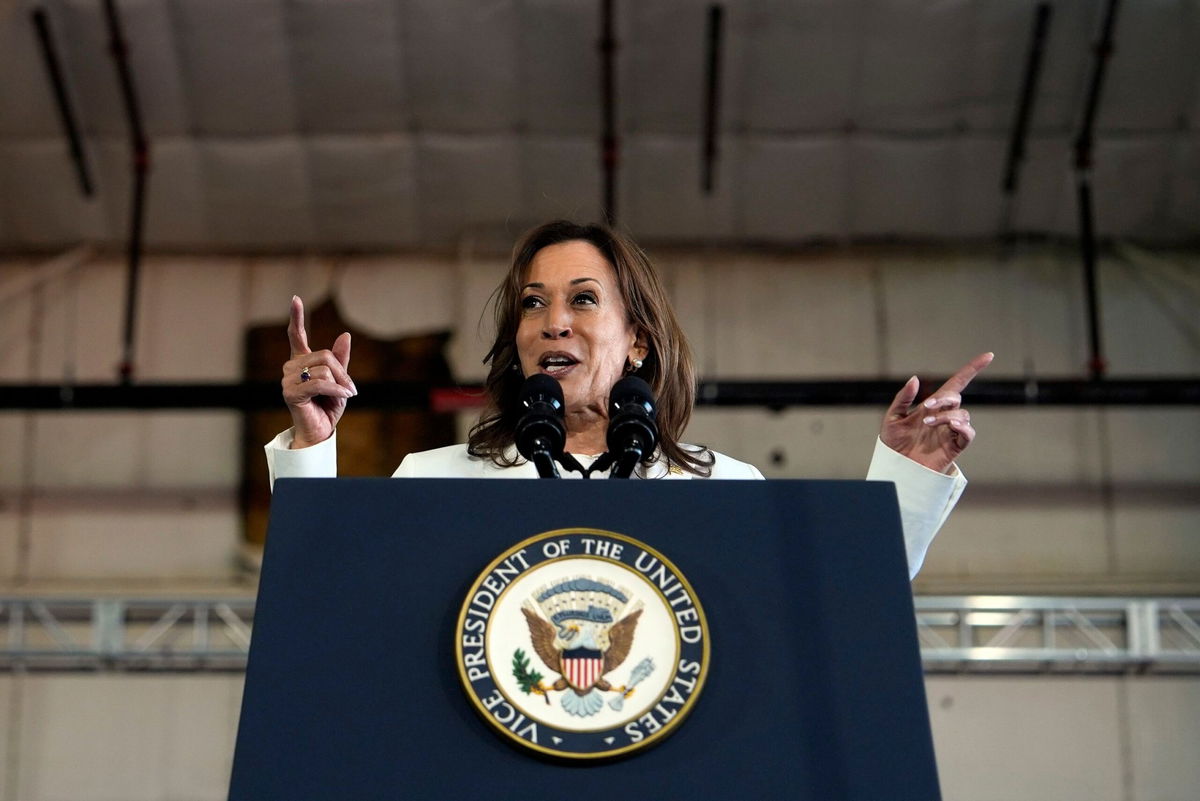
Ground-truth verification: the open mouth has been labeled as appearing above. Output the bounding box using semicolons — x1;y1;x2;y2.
538;352;579;377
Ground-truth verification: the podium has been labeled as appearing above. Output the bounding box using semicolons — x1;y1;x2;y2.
230;478;940;800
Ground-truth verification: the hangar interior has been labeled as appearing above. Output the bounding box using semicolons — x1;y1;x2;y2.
1;1;1198;799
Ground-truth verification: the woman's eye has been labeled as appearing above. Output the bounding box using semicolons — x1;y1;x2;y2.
520;295;544;310
572;292;597;305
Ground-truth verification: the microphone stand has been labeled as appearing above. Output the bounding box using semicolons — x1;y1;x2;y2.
530;436;561;478
612;444;644;479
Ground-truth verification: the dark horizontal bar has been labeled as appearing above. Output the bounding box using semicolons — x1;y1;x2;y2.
698;379;1200;408
0;382;427;411
0;379;1198;411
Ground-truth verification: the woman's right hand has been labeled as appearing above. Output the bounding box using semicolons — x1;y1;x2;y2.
281;296;356;449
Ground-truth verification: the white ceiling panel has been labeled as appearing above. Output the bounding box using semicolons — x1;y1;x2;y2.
949;136;1009;239
141;138;209;246
0;0;1196;250
850;138;955;237
103;0;191;137
41;0;190;137
1095;0;1200;131
1026;0;1101;133
55;0;130;136
308;134;419;247
1165;135;1200;238
0;138;107;244
518;0;601;136
86;137;207;246
0;5;64;135
1092;137;1176;238
520;136;604;224
406;0;520;132
90;137;132;238
289;0;407;133
961;1;1045;132
621;134;737;239
414;133;521;243
855;0;973;132
739;0;858;133
173;0;297;135
200;138;313;247
621;0;713;135
740;137;847;240
1010;135;1076;236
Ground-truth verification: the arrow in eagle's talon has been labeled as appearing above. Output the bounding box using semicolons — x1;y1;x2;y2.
608;657;655;711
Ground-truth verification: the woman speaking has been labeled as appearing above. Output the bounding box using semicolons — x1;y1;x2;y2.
266;220;992;578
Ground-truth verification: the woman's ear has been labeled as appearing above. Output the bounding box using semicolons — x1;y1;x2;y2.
630;329;649;364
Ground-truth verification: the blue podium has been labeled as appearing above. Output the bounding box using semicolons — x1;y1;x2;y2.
230;478;940;799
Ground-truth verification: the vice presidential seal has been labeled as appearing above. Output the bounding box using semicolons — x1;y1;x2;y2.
456;529;710;759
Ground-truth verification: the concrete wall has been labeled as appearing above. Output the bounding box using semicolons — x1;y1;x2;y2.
1;674;1197;801
1;674;243;801
2;245;1196;588
928;676;1200;801
0;244;1197;798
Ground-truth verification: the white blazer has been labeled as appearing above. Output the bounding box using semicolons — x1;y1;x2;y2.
265;431;965;579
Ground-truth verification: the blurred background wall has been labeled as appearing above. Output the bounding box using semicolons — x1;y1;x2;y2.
1;1;1198;799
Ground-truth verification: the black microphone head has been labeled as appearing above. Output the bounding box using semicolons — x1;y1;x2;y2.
608;376;656;420
607;375;658;461
515;373;567;461
519;372;565;413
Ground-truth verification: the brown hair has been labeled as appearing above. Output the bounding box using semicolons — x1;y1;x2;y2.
467;220;714;477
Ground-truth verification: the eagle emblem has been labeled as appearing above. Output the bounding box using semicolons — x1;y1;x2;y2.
515;577;655;717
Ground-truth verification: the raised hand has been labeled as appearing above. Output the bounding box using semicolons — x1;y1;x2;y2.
880;352;993;474
280;296;356;449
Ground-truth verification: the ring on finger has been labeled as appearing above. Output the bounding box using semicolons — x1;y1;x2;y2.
300;367;311;382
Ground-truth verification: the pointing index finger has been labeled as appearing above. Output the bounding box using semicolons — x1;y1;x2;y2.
288;295;311;357
937;351;994;395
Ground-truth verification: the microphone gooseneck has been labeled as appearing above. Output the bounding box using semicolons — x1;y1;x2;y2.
514;374;567;478
606;376;659;479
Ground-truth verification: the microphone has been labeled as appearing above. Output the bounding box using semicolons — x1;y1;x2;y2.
514;374;567;478
606;376;659;479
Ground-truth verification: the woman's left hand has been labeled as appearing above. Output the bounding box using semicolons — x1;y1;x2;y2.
880;352;994;474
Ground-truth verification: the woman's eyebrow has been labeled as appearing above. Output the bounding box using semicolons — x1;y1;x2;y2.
521;277;601;290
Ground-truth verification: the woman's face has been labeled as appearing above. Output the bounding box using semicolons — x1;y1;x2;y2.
515;240;645;414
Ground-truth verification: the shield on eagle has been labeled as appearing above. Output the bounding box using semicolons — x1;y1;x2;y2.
519;576;644;716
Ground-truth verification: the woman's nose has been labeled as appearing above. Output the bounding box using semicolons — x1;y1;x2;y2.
542;304;572;338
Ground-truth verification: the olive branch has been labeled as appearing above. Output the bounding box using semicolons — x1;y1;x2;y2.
512;648;550;704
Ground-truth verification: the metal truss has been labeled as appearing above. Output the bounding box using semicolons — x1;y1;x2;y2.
2;595;1198;673
916;596;1200;674
0;597;253;671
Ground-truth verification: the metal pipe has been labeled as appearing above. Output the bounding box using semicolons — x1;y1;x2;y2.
599;0;618;224
701;5;724;194
1073;0;1121;172
1073;0;1121;381
695;378;1200;408
101;0;151;385
1001;3;1051;198
1;378;1198;411
1077;179;1106;379
31;7;94;197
